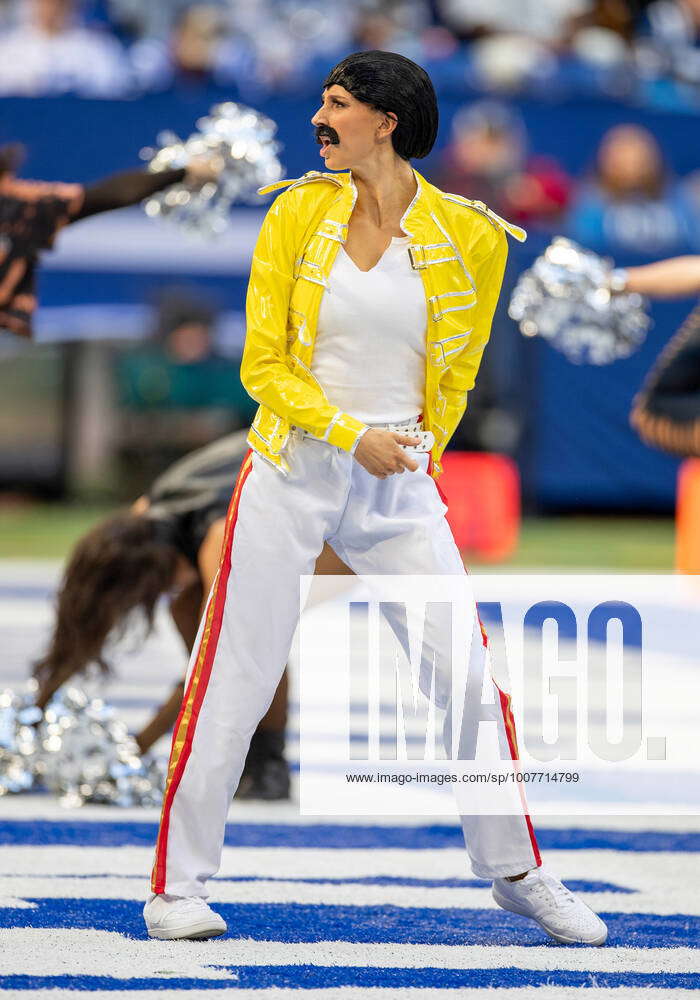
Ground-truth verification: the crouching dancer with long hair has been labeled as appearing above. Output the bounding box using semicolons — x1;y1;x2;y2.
144;51;608;947
35;432;351;798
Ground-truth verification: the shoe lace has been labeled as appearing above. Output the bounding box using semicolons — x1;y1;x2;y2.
529;873;576;910
166;895;209;913
186;897;210;911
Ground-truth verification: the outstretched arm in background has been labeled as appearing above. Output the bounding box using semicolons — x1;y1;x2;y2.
76;157;220;219
617;256;700;299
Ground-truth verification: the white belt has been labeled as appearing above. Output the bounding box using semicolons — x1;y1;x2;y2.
294;416;435;452
366;417;435;453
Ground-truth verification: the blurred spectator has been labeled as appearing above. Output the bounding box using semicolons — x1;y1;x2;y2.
171;3;225;81
567;124;698;254
105;0;189;42
116;287;255;480
118;286;252;413
130;0;348;96
437;0;592;42
468;32;557;92
431;101;572;227
563;0;634;67
0;0;130;96
130;3;245;92
351;1;435;59
635;0;700;87
355;8;414;51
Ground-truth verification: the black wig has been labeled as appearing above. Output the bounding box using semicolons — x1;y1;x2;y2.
323;51;438;161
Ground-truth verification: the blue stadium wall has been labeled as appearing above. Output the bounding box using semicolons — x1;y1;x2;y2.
2;90;693;510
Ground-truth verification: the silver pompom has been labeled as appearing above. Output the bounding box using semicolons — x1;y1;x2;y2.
141;101;284;235
509;237;651;365
34;687;165;808
0;687;42;795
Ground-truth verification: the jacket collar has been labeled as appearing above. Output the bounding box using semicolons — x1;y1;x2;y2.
334;167;433;239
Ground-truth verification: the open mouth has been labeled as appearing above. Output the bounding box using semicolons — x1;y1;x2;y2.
318;134;336;158
315;127;339;151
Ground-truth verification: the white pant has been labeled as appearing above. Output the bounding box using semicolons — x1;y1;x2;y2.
151;434;541;897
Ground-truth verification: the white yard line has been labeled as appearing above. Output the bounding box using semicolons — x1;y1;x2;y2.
0;873;698;916
0;929;697;976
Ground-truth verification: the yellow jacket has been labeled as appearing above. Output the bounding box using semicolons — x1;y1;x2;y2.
241;168;525;477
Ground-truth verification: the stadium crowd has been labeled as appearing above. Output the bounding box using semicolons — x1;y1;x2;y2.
0;0;700;108
3;0;700;251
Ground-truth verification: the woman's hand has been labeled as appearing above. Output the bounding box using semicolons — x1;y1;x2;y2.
353;429;420;479
185;154;224;187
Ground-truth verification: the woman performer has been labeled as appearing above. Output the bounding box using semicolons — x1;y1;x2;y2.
34;431;351;798
0;142;218;339
144;51;607;946
609;256;700;453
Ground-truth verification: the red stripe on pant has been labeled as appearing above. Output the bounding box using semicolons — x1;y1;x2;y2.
151;452;253;894
497;685;542;869
426;453;449;505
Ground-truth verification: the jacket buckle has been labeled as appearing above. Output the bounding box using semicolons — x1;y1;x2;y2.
318;219;348;243
408;245;427;270
429;342;448;366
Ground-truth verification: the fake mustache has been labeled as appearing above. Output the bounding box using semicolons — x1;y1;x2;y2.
314;125;340;146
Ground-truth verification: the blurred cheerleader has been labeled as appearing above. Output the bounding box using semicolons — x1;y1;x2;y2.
610;256;700;453
33;429;351;799
0;142;218;339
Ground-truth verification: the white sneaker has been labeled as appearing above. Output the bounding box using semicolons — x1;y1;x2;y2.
492;867;608;946
143;893;227;940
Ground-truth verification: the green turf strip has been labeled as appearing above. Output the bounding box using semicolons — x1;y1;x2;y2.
0;503;676;570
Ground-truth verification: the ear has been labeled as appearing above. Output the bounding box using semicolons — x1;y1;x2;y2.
378;111;398;139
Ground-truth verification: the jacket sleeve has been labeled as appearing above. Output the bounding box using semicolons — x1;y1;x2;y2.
240;192;368;451
439;225;508;428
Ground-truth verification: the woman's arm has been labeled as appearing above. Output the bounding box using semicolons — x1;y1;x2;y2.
241;192;368;452
75;157;220;220
75;168;186;219
134;681;185;755
618;256;700;299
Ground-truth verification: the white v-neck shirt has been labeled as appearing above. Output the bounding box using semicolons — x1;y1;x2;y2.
312;235;427;424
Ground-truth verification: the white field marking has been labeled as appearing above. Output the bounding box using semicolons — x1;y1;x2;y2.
0;928;229;979
0;604;53;626
1;850;698;915
0;844;693;883
1;872;697;917
0;930;698;977
0;898;36;908
0;560;63;582
5;992;699;1000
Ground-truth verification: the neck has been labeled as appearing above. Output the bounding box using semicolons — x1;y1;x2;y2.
350;156;417;227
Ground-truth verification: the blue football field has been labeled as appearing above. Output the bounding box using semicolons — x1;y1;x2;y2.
0;561;698;998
